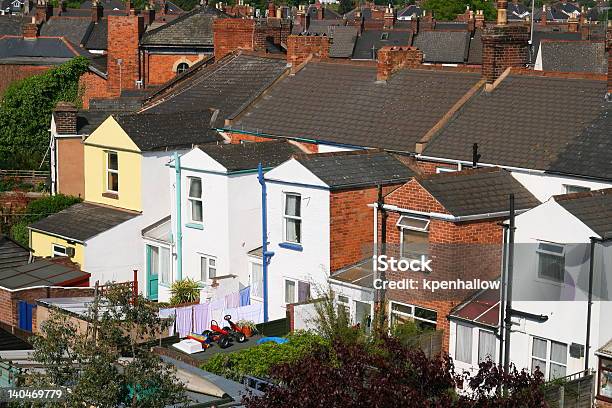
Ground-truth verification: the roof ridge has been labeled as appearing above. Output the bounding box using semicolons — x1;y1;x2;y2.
418;166;504;182
554;187;612;202
293;149;385;160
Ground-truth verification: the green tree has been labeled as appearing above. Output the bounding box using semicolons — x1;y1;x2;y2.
422;0;496;20
9;194;82;247
338;0;354;15
0;57;89;170
17;284;186;408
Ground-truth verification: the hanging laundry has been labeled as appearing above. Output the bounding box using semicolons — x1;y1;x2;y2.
239;286;251;307
193;303;210;334
175;306;193;338
236;303;264;324
225;292;240;309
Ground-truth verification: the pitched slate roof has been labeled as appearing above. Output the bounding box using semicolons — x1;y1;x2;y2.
352;30;412;60
295;150;415;189
0;15;27;36
530;31;582;61
507;1;530;20
39;16;93;46
467;29;483;65
306;19;343;34
29;202;139;242
417;167;540;217
413;31;470;63
199;140;301;172
140;5;226;47
143;52;288;128
397;4;423;19
0;328;32;351
76;110;115;134
328;25;358;58
556;189;612;238
0;258;90;290
540;41;607;73
0;235;29;271
434;22;468;30
231;62;481;152
83;19;107;50
114;110;222;151
0;36;91;64
422;75;609;179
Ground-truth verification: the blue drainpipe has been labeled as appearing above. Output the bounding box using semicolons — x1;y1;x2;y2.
258;163;274;322
174;152;183;281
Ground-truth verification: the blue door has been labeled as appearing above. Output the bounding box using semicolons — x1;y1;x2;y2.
18;301;33;332
146;245;159;301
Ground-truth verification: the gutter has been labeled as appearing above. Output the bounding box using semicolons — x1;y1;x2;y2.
27;227;85;245
369;203;531;222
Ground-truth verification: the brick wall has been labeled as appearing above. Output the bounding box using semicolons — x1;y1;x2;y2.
481;25;529;85
56;138;85;198
227;132;319;152
376;46;423;81
286;34;329;67
79;71;112;110
213;18;255;61
329;184;399;272
597;398;612;408
0;64;50;96
144;53;204;86
107;14;144;95
380;179;503;352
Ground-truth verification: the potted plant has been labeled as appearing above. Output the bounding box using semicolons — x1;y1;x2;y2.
236;320;257;337
169;278;201;305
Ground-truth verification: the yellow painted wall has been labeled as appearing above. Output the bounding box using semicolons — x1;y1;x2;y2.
83;117;142;212
30;230;85;266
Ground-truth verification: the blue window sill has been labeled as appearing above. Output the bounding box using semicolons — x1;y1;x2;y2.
185;223;203;230
279;242;303;252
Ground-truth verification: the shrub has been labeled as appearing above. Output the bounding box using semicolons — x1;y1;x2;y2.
202;331;327;381
169;278;201;305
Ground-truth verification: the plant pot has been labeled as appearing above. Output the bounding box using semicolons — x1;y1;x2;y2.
242;326;252;337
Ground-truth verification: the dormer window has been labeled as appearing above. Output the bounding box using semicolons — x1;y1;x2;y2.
106;151;119;194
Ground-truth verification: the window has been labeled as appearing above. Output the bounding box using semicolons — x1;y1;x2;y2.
337;295;350;316
106;151;119;193
599;357;612;401
284;279;310;304
478;330;496;363
389;301;437;330
52;244;67;257
537;242;565;283
160;247;171;285
284;193;302;244
200;255;217;282
380;32;389;40
531;337;567;380
455;323;473;363
176;62;189;75
188;177;203;223
250;262;263;300
564;185;590;194
397;215;430;259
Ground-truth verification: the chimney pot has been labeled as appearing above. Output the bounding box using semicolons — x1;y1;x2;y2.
497;0;508;25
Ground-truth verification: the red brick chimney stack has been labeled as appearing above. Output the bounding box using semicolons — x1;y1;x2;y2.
267;2;275;18
481;0;529;90
383;4;394;30
286;34;329;70
467;8;475;33
107;14;144;95
125;0;131;15
23;17;38;39
143;4;155;26
54;102;78;135
376;46;423;82
35;0;52;23
475;9;484;29
608;27;612;98
540;4;547;26
568;16;578;32
91;0;103;23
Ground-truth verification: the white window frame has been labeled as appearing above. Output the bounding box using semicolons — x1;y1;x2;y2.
105;151;119;193
148;244;172;286
52;244;67;257
436;166;457;174
249;260;264;301
176;62;190;75
564;184;590;194
530;337;568;380
536;241;566;284
478;329;497;363
284;278;310;305
188;177;203;224
283;192;302;244
336;294;350;316
388;301;437;329
397;215;430;259
455;322;473;363
200;254;217;283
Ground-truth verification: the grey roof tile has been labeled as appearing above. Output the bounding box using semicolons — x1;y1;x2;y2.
232;62;481;152
556;189;612;237
0;235;29;271
467;28;483;65
0;15;27;36
199;140;301;172
423;75;608;178
29;202;139;242
83;18;107;50
352;30;412;60
295;150;415;189
418;167;540;216
328;25;358;58
413;30;470;63
540;41;607;74
39;16;93;46
0;327;32;350
114;110;222;151
0;258;89;290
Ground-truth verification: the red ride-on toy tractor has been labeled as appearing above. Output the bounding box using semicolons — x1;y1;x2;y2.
201;320;232;349
222;315;249;343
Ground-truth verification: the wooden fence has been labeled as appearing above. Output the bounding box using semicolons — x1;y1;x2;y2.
545;370;595;408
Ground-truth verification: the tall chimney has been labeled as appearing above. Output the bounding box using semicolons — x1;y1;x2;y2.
91;0;103;23
107;14;144;95
23;17;38;39
608;28;612;99
53;102;78;135
568;16;578;32
383;4;394;30
35;0;52;23
467;9;475;33
143;4;155;26
475;9;484;29
482;1;529;90
376;46;423;81
497;0;507;26
540;5;547;26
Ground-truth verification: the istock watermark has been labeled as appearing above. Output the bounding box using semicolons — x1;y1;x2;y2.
373;277;501;293
375;254;432;272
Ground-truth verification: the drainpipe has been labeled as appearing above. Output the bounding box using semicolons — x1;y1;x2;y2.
258;163;274;322
375;185;387;331
174;152;183;281
498;223;509;370
503;194;515;377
